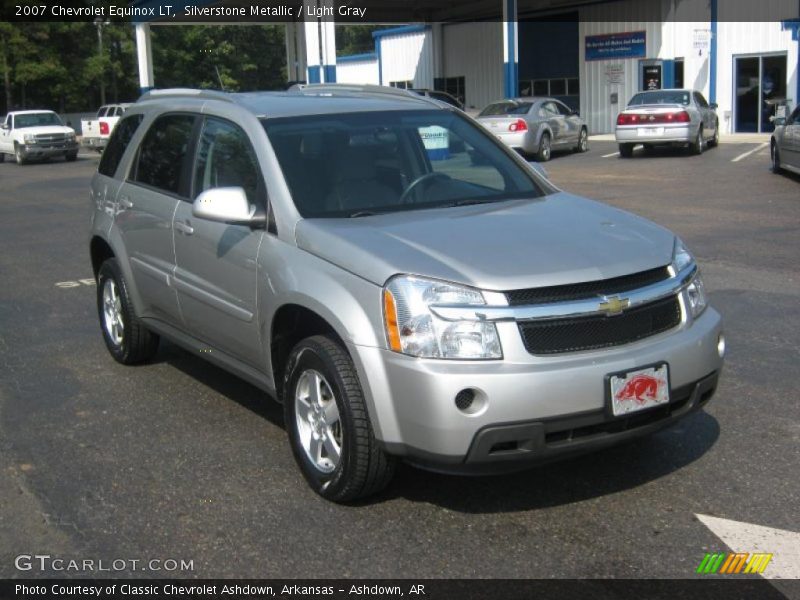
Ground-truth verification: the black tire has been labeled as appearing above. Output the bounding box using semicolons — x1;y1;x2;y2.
619;143;634;158
771;142;782;174
0;152;5;163
690;126;704;155
65;151;78;162
96;258;159;365
708;121;720;147
575;127;588;153
284;335;395;502
14;144;25;165
536;132;551;162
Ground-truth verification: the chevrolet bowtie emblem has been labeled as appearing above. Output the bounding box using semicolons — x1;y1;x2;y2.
599;296;630;316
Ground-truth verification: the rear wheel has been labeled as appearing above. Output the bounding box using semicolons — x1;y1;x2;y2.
97;258;159;364
690;126;705;155
284;335;395;502
536;132;551;162
575;128;588;153
619;143;634;158
771;142;782;173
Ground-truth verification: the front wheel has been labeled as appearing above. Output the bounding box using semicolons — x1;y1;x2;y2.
708;121;720;147
65;151;78;162
284;335;395;502
97;258;159;364
771;142;782;173
14;145;25;165
536;132;551;162
575;128;588;153
0;152;5;163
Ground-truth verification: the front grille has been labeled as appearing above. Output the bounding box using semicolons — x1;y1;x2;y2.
518;295;681;355
505;266;671;306
34;133;68;143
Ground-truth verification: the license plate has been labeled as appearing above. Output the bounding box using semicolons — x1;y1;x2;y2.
608;364;669;416
638;127;664;137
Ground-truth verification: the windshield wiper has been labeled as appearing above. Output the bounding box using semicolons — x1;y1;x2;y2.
348;210;377;218
445;198;496;208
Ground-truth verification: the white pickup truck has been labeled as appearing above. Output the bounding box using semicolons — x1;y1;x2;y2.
81;104;130;152
0;110;79;164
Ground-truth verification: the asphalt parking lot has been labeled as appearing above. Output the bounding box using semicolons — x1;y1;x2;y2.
0;139;798;584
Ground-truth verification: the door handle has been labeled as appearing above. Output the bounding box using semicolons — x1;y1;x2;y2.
174;220;194;235
119;196;133;209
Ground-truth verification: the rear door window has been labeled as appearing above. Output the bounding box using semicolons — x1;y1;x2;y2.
479;102;533;117
98;114;144;177
132;114;196;196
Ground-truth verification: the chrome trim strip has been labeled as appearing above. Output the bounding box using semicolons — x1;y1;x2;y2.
429;264;696;323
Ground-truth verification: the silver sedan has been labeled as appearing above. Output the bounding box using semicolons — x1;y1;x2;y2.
771;105;800;176
476;97;588;161
615;89;719;157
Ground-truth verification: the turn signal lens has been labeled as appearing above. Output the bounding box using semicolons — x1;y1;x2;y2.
383;289;402;352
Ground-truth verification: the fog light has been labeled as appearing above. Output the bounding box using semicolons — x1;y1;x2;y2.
717;333;726;358
455;389;474;411
454;388;486;415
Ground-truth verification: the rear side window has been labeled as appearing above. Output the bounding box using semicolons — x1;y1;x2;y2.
132;114;196;195
98;114;143;178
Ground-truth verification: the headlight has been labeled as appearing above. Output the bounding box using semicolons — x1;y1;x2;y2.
67;132;76;141
23;133;36;143
685;273;708;318
672;237;694;273
383;275;502;359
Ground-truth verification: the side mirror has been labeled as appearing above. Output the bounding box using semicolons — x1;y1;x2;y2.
770;116;786;127
573;110;580;116
1;124;8;131
709;103;718;109
192;187;266;227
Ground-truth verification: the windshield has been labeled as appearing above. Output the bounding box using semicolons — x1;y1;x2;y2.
478;102;533;117
628;91;690;106
14;112;63;128
262;110;545;218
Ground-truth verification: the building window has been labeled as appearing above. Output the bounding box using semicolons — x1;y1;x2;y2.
549;79;567;95
390;80;413;89
434;76;466;106
674;59;684;89
567;78;580;95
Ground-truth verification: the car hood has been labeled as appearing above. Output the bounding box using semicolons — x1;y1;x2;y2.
294;192;676;291
21;125;74;135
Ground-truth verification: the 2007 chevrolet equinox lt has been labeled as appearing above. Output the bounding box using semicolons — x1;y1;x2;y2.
89;85;725;501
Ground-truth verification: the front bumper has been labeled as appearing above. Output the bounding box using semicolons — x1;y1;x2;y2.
19;141;78;157
615;125;694;144
350;306;723;469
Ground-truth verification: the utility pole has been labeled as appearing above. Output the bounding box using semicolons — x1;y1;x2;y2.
94;17;109;105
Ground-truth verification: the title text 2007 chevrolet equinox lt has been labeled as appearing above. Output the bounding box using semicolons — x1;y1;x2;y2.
89;86;725;502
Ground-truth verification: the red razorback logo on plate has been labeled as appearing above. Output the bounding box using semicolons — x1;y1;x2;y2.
615;374;660;404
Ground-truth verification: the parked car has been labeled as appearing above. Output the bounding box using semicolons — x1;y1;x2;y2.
616;89;719;157
90;85;724;502
81;103;131;152
770;105;800;176
409;89;464;110
0;110;78;164
476;97;588;161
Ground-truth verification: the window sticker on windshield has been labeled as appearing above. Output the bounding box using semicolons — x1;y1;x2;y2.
418;126;450;161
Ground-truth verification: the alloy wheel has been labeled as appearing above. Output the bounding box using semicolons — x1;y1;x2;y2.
294;369;342;473
102;278;124;346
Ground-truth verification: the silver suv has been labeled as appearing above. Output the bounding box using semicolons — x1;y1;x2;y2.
89;86;725;502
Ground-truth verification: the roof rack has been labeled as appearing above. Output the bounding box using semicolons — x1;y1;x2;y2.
138;88;235;104
288;83;419;99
